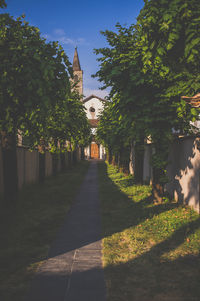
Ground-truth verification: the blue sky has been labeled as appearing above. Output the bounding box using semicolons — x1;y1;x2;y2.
3;0;144;98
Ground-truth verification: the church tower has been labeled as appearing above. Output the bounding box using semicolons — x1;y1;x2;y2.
72;47;83;97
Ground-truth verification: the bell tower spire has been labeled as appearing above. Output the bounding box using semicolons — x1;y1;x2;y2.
72;47;83;97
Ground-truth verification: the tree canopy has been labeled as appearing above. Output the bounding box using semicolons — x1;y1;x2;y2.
0;13;91;150
0;0;6;8
0;12;91;201
94;0;200;193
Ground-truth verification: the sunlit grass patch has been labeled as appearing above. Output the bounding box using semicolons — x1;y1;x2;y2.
0;161;89;301
98;162;200;301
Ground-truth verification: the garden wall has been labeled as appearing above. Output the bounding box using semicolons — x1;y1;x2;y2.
0;146;81;198
17;147;39;189
143;136;200;213
166;136;200;213
0;147;3;196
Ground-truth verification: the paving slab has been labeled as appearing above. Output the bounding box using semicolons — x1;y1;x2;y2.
25;161;106;301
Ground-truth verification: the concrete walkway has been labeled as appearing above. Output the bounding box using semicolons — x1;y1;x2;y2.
26;161;106;301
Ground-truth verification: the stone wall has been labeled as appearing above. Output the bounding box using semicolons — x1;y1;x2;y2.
143;136;200;213
166;136;200;213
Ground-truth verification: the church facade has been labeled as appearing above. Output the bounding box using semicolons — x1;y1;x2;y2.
72;48;106;159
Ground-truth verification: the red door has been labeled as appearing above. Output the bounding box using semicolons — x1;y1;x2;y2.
91;143;99;159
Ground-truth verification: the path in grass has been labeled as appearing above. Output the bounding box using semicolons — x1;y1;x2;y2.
25;160;106;301
98;162;200;301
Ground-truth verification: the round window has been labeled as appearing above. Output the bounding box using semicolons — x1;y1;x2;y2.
89;107;95;113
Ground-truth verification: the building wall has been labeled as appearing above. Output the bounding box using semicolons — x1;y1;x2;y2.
84;97;104;119
83;96;105;159
84;145;90;159
99;145;106;160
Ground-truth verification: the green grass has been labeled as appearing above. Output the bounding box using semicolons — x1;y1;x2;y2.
0;161;89;301
98;162;200;301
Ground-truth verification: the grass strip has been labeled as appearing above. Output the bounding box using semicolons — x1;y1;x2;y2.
0;160;89;301
98;161;200;301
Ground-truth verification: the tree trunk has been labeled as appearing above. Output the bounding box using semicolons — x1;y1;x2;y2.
107;147;112;164
60;152;66;172
81;146;85;160
52;138;58;176
119;147;130;176
111;155;115;166
114;153;119;166
38;139;45;183
72;149;77;165
134;141;144;184
152;182;164;204
152;160;166;204
1;131;18;204
151;137;170;203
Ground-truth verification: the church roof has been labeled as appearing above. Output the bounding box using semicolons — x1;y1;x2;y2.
72;47;81;71
82;94;106;104
181;93;200;108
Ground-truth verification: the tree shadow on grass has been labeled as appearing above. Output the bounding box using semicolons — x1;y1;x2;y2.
99;161;180;238
103;218;200;301
25;214;200;301
24;161;199;301
46;161;188;257
98;161;200;301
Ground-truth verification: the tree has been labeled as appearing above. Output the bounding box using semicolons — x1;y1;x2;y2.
135;0;200;200
94;0;200;201
93;25;151;182
0;14;73;202
0;0;6;8
96;96;135;175
46;89;91;172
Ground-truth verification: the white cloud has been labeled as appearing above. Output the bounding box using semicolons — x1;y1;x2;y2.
59;36;74;45
53;29;66;36
43;28;87;46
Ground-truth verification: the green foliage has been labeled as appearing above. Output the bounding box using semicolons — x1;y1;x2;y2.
0;13;91;151
0;0;6;8
94;0;200;185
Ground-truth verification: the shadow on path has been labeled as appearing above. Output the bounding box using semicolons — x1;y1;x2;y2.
25;161;200;301
26;161;106;301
